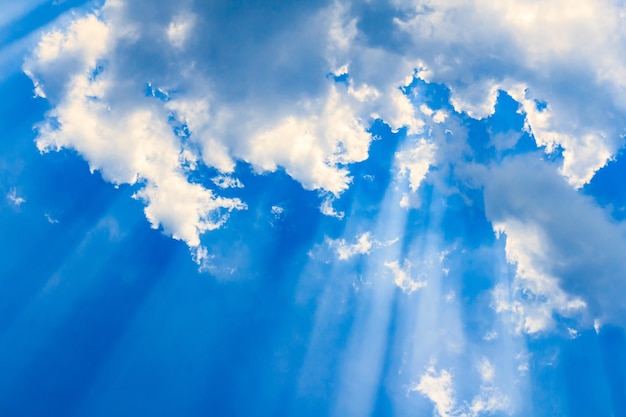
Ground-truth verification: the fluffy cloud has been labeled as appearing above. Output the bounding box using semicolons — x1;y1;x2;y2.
23;0;428;250
414;366;458;417
23;0;626;262
23;6;248;248
391;0;626;187
480;155;626;330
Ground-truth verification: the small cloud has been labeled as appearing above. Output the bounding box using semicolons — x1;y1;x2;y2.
332;232;373;260
398;191;422;209
327;232;398;261
192;245;214;273
269;205;285;227
432;110;447;124
412;366;457;417
418;104;447;124
44;213;59;224
567;327;580;339
477;358;495;383
211;175;244;189
482;331;498;341
395;139;436;192
517;363;529;374
271;205;284;216
516;352;530;375
419;103;434;117
384;259;427;294
6;188;25;206
399;193;409;208
412;360;510;417
320;196;344;219
167;14;195;49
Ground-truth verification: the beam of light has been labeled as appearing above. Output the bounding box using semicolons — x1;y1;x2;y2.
329;180;410;417
0;195;173;409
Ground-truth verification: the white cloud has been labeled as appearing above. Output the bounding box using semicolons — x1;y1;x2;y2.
399;193;410;208
23;0;626;260
392;0;626;187
327;232;398;261
167;13;195;49
26;0;429;251
469;387;510;416
23;5;246;249
395;138;437;192
320;196;345;220
6;188;25;206
414;366;459;417
413;361;510;417
44;213;59;224
211;175;244;189
482;331;498;342
329;232;374;260
134;178;246;247
593;319;601;335
476;358;494;383
432;110;447;124
271;205;284;216
384;259;427;294
490;221;586;334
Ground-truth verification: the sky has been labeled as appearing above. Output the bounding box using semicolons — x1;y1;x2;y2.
1;0;626;416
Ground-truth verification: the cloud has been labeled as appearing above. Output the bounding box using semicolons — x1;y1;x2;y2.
6;188;25;206
270;205;284;217
320;196;345;219
269;205;285;227
23;4;246;248
383;259;427;294
327;232;398;261
211;175;243;189
166;13;194;49
490;222;586;334
44;213;59;224
328;232;374;260
395;138;437;192
23;0;626;258
390;0;626;187
23;0;407;249
414;366;458;417
479;155;626;330
413;360;510;417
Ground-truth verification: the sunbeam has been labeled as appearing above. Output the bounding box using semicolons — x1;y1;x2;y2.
2;1;626;416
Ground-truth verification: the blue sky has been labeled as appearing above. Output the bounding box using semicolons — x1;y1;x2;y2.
1;1;626;416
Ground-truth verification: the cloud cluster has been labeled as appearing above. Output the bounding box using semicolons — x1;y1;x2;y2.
23;9;246;248
391;0;626;187
23;0;428;250
23;0;626;295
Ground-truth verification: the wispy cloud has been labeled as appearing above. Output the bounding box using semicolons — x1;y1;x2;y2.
6;188;25;206
327;232;398;261
383;259;427;294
